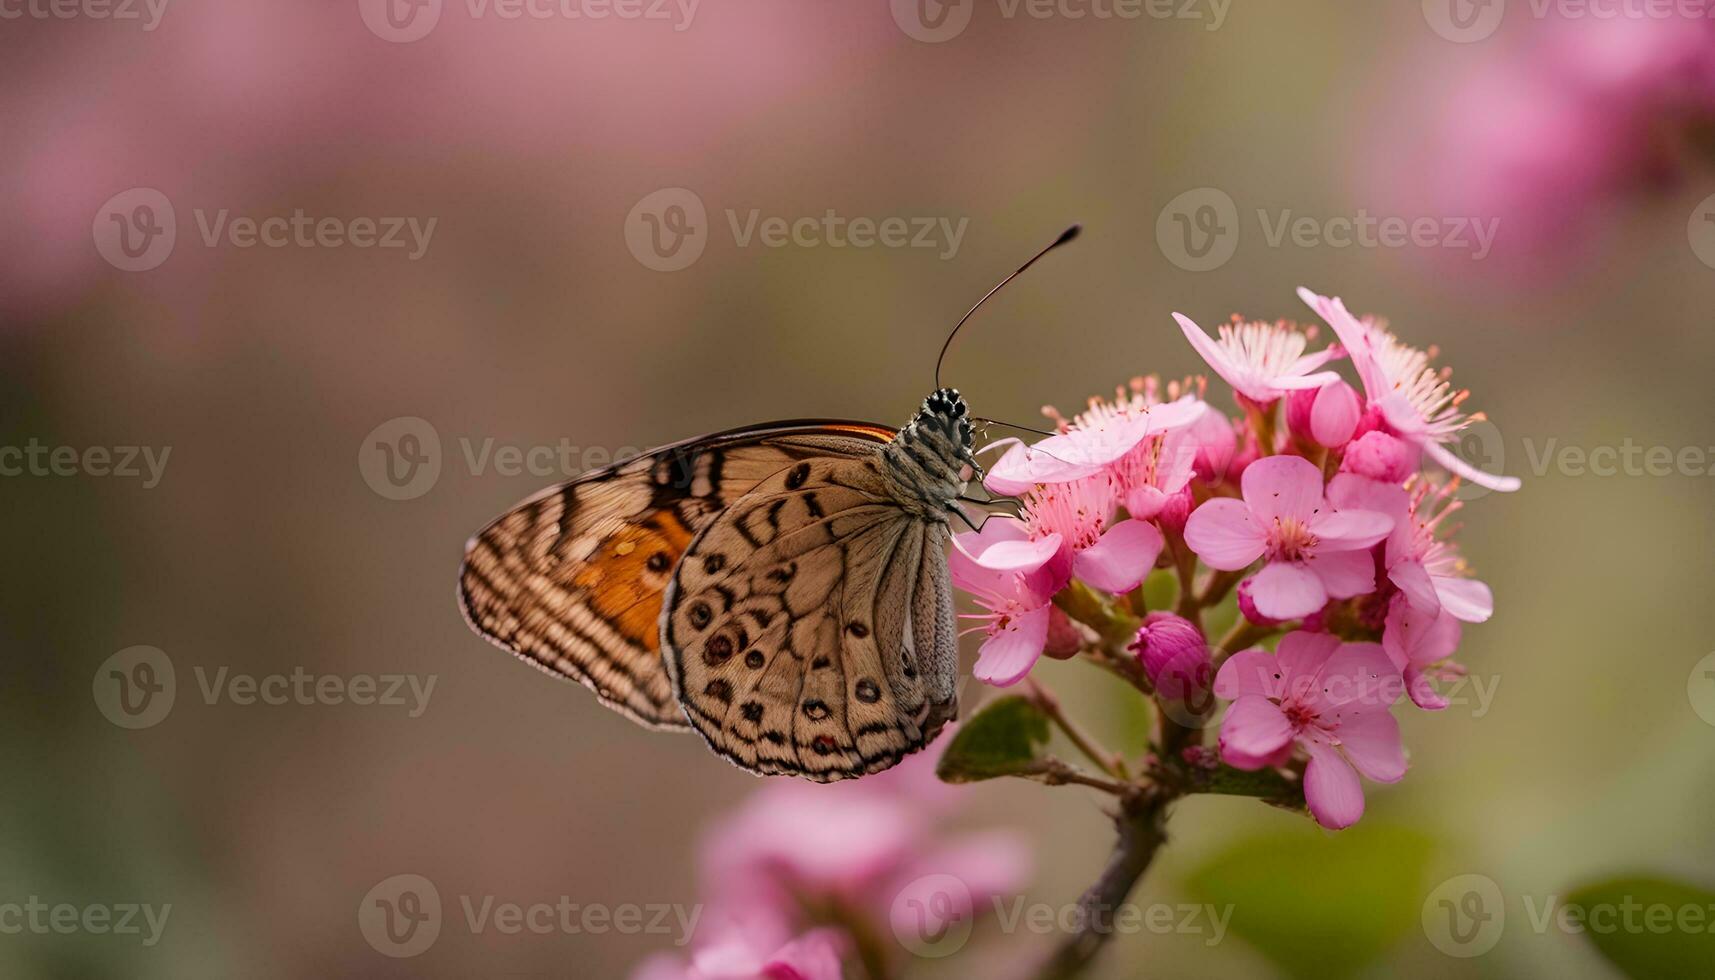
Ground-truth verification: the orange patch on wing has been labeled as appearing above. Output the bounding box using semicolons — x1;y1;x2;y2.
572;510;694;651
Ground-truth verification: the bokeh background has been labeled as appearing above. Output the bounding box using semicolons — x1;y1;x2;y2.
3;3;1714;978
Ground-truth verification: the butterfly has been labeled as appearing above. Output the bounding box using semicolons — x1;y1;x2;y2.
457;227;1079;781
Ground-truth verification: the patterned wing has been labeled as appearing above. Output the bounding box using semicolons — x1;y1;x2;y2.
458;422;896;730
662;453;959;780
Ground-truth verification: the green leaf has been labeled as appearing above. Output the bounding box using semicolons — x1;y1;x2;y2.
1563;876;1715;979
1195;765;1303;805
1184;823;1435;980
935;695;1051;783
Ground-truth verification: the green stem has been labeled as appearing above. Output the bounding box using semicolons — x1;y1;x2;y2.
1026;678;1128;780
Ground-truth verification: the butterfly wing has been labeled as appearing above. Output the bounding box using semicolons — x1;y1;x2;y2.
662;451;959;781
459;421;898;731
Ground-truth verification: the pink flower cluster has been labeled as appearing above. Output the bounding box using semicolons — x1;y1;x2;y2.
953;289;1515;828
631;731;1029;980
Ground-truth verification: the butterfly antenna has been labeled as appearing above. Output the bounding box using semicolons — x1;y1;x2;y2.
934;224;1081;391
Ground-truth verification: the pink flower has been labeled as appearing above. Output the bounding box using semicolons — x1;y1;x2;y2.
949;519;1067;687
1183;455;1394;621
1173;313;1342;405
1214;632;1406;830
1297;288;1521;493
1329;475;1493;710
983;394;1204;494
672;735;1029;977
633;929;847;980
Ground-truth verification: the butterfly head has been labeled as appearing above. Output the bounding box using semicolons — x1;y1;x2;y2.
916;387;975;453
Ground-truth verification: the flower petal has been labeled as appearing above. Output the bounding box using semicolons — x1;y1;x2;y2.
1241;454;1325;524
1174;313;1244;393
1423;438;1522;493
1383;596;1463;671
1308;508;1395;550
971;604;1051;687
1218;695;1294;770
1435;575;1494;623
1305;548;1377;601
1247;560;1329;621
1304;742;1366;829
1336;709;1407;783
1403;665;1450;711
1388;558;1441;617
1213;649;1282;700
1274;630;1342;682
1310;380;1362;446
1313;641;1401;713
975;533;1064;574
1073;519;1164;594
1183;498;1267;570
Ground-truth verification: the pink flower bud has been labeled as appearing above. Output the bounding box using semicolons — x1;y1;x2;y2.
1340;430;1419;483
1130;612;1211;699
1309;380;1361;448
1190;407;1236;484
1043;606;1083;659
1155;485;1193;534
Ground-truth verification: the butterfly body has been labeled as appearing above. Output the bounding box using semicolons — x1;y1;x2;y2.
459;388;976;781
